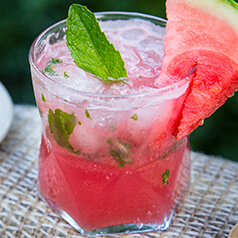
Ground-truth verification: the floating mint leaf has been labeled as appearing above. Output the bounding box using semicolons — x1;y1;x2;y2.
131;114;138;121
162;169;170;185
48;58;62;65
43;65;55;76
41;93;46;102
107;138;133;167
42;58;62;77
66;4;128;83
85;109;92;120
48;109;81;155
64;72;70;79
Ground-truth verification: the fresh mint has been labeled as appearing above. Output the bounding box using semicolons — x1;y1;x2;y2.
85;109;92;120
48;109;81;155
41;93;46;102
48;58;62;65
64;72;70;79
66;4;128;84
43;65;56;77
131;114;138;121
107;138;133;167
42;58;62;77
162;169;170;185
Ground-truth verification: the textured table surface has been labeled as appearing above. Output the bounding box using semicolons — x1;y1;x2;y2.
0;105;237;238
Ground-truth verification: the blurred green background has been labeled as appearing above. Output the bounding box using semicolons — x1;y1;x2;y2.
0;0;237;161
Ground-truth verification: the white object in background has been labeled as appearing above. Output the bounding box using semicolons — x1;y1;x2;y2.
0;82;13;143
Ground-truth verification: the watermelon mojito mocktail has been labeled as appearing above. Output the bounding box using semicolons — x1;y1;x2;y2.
29;11;191;235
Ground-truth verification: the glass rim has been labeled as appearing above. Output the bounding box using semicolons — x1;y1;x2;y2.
29;11;193;99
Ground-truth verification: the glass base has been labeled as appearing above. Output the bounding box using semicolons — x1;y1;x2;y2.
59;206;173;236
39;193;174;237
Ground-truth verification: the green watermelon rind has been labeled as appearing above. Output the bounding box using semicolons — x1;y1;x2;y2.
184;0;238;32
224;0;238;10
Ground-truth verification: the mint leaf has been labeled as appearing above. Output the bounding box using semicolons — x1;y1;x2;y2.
64;72;70;79
107;138;133;167
42;58;62;77
162;169;170;185
66;4;128;83
47;58;62;65
43;65;56;76
48;109;80;155
85;109;92;120
131;114;138;121
41;93;46;102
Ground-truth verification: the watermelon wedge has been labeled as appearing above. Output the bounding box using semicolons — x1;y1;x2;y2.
160;0;238;139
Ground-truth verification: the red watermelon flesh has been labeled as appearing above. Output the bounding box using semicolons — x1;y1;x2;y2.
159;0;238;139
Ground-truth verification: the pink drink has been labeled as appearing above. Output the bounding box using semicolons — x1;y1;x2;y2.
29;12;191;235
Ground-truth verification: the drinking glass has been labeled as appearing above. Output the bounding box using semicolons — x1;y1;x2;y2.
29;12;191;236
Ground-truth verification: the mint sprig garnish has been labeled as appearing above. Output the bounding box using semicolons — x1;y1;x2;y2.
66;4;128;84
48;109;81;155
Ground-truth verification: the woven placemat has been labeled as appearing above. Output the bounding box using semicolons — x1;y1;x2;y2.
0;105;237;238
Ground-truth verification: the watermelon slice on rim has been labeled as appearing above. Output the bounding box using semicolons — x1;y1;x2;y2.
160;0;238;139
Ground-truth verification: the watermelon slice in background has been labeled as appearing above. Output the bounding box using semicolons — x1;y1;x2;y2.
159;0;238;139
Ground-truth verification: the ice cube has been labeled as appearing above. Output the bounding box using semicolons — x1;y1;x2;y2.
121;28;145;42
